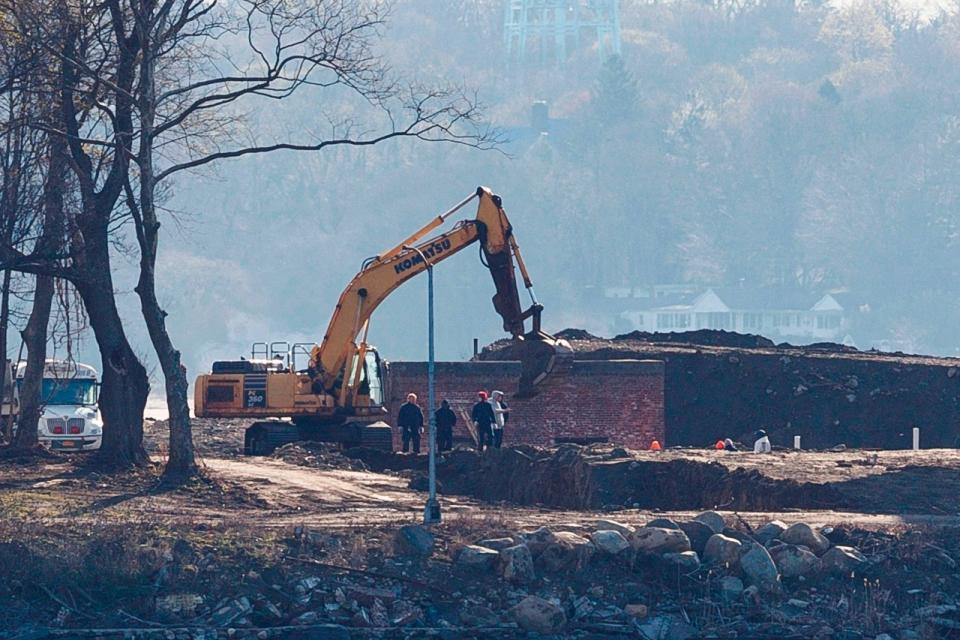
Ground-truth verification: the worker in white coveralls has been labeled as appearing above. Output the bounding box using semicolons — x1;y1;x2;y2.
490;390;509;449
753;429;772;453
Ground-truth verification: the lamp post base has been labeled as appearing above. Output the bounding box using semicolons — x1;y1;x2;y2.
423;498;442;525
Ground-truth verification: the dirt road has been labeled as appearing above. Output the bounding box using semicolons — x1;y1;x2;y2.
4;453;960;533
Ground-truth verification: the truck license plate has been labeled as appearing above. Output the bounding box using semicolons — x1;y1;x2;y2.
59;440;76;448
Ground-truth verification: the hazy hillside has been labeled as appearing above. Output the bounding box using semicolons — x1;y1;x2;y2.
39;0;960;406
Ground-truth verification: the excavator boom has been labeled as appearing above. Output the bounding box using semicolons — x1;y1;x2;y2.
309;186;568;396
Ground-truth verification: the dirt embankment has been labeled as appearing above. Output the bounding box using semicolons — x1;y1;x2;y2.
480;329;960;449
340;443;960;516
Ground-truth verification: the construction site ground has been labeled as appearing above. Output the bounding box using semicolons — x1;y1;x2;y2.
5;418;960;637
0;417;941;531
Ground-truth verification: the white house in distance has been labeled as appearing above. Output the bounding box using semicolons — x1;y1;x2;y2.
614;286;852;343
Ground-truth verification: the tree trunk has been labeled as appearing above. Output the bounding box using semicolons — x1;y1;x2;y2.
0;268;11;442
78;276;150;467
12;274;53;449
133;12;196;477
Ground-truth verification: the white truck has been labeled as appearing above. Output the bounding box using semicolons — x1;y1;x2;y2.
5;359;104;451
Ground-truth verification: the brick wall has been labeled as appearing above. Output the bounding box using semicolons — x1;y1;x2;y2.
383;359;664;450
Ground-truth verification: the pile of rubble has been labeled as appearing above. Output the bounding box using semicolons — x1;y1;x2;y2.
447;512;878;638
271;441;369;471
9;513;960;639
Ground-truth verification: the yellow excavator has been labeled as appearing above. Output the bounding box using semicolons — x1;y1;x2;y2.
194;187;570;454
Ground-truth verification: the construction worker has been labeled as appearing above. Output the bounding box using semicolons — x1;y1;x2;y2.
471;391;496;451
723;438;738;451
435;399;457;452
490;390;509;449
753;429;771;453
397;393;424;454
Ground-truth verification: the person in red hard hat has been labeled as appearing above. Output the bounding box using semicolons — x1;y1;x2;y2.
471;391;496;451
650;440;662;451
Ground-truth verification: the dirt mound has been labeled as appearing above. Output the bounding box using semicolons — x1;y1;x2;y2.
272;441;368;471
613;329;776;349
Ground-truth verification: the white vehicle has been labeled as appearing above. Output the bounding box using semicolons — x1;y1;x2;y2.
14;360;103;451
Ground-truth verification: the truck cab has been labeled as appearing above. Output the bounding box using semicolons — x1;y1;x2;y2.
16;360;103;451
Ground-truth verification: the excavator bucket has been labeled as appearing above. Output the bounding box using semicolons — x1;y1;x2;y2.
513;333;574;398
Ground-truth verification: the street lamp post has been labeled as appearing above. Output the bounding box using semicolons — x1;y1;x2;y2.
404;245;441;525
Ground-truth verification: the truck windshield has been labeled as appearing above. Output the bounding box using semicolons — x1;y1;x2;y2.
41;379;97;405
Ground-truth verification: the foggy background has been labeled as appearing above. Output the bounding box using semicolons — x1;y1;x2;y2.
24;0;960;412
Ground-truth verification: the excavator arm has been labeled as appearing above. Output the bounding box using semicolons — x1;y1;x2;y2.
309;186;567;398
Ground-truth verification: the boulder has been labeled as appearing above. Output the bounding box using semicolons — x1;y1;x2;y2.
589;529;631;556
539;531;595;571
703;534;742;568
720;527;754;544
499;543;535;584
630;527;692;555
780;523;830;555
820;545;867;575
510;595;566;635
593;519;636;537
663;550;701;572
477;537;516;551
720;576;744;603
679;520;715;555
754;520;788;545
624;603;648;618
770;544;822;579
646;517;681;530
739;543;781;593
456;545;499;570
523;527;558;555
395;525;434;557
694;511;726;533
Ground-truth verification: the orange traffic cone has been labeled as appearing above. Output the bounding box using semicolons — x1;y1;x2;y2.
650;440;662;451
715;440;725;450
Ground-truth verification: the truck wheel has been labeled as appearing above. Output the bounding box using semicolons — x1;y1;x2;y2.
358;421;393;451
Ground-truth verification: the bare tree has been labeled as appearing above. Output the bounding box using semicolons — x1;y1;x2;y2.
122;0;495;476
0;0;150;467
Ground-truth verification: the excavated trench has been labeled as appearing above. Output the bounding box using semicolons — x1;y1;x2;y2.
345;445;841;511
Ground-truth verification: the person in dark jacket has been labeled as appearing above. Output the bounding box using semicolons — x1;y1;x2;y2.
435;399;457;452
397;393;424;454
471;391;496;451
